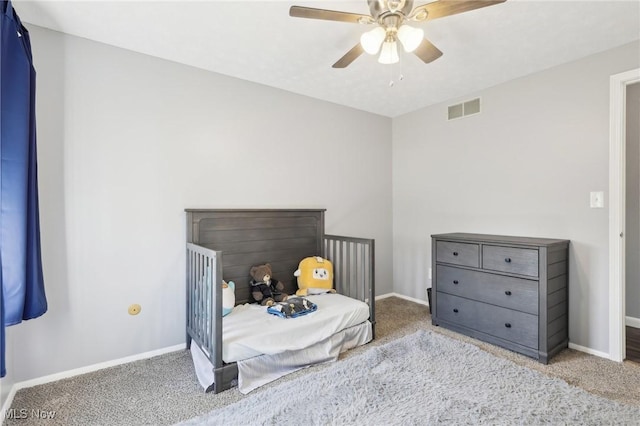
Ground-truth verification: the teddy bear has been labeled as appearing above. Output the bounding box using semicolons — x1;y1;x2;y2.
249;263;288;306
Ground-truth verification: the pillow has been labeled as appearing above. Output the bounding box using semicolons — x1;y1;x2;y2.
222;280;235;317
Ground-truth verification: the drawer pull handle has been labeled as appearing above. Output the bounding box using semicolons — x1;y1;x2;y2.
505;323;512;328
453;251;459;256
453;280;459;285
453;308;459;313
505;258;512;263
505;290;512;296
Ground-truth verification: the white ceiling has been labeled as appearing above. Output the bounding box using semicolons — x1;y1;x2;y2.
14;0;640;117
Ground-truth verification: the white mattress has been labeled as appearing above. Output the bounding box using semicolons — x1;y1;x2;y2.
222;293;370;363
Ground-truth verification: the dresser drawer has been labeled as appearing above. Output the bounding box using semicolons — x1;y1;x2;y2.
436;265;539;315
436;292;538;349
482;245;538;277
436;241;479;268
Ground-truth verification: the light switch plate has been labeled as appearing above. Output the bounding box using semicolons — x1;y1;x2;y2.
590;191;604;208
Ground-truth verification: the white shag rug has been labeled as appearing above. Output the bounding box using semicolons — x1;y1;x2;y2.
178;330;640;425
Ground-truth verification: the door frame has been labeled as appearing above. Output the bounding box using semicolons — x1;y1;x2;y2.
609;68;640;362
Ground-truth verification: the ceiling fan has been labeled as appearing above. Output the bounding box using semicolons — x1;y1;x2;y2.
289;0;506;68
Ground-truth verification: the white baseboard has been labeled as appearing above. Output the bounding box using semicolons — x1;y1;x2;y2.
0;386;18;426
568;342;610;360
376;292;429;306
626;316;640;329
374;292;395;300
1;343;184;422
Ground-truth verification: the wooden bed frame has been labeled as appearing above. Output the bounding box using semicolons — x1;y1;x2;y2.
185;209;376;393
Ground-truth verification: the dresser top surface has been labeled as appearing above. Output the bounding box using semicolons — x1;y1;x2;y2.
432;232;569;247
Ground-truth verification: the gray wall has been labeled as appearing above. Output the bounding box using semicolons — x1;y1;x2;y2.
392;41;640;354
1;24;393;395
626;82;640;319
1;22;638;408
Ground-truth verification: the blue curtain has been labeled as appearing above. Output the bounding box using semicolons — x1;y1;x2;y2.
0;0;47;378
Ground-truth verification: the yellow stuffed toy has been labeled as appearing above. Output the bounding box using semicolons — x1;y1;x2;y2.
294;256;336;296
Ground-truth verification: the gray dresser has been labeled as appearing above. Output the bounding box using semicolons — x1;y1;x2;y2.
431;233;569;364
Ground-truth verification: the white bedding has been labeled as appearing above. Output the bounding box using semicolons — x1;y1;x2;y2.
237;321;372;394
222;293;370;363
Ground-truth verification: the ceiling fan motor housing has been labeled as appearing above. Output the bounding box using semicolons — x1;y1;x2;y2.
368;0;414;21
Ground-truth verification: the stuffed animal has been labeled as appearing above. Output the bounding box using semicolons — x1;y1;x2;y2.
249;263;288;306
222;280;235;316
294;256;336;296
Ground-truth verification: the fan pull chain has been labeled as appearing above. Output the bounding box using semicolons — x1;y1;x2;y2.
389;57;405;87
389;62;395;87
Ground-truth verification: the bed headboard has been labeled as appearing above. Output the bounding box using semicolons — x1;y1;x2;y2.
185;209;325;304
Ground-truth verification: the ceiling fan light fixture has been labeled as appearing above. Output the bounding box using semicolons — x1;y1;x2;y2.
397;24;424;52
289;0;507;68
360;27;386;55
378;40;399;64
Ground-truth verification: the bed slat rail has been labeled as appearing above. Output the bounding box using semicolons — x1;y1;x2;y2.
186;243;223;369
323;235;376;338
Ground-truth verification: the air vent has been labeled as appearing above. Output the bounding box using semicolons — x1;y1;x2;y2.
448;98;481;120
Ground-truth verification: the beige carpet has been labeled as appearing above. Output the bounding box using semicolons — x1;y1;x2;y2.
5;297;640;425
373;297;640;408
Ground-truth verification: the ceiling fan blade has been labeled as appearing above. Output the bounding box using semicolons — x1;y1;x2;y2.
413;38;443;63
332;44;365;68
290;6;375;24
409;0;506;22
